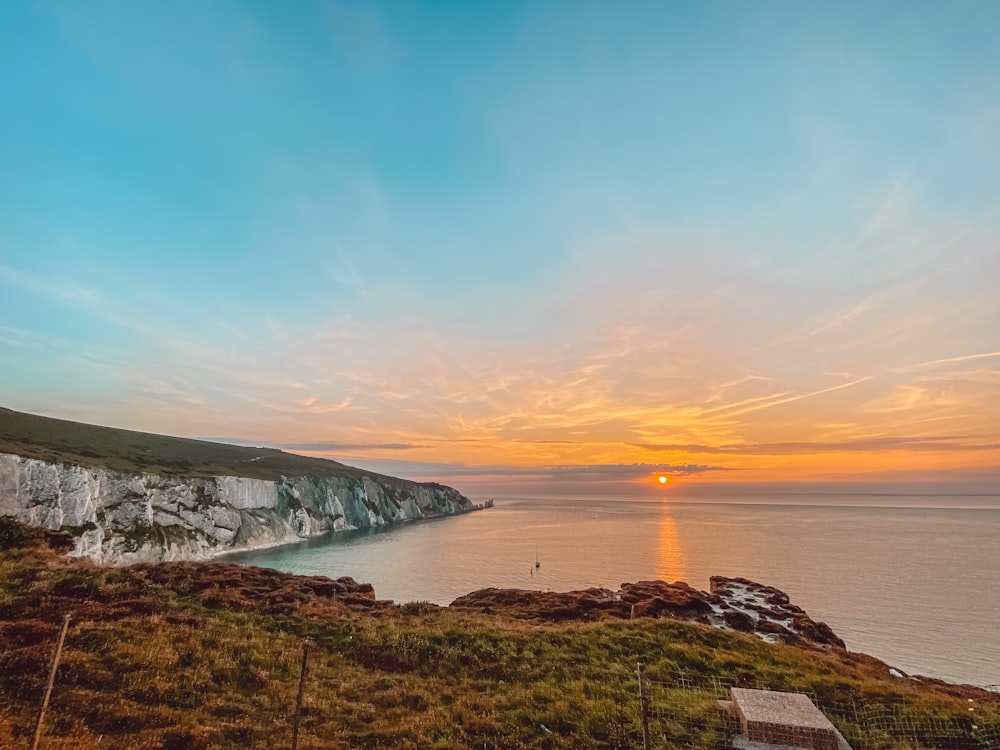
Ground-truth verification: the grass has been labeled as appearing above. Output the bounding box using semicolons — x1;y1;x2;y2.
0;406;385;482
0;519;997;749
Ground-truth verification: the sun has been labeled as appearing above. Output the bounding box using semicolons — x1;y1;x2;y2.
657;475;668;485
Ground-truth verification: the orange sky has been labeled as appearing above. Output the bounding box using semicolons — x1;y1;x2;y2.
3;3;999;497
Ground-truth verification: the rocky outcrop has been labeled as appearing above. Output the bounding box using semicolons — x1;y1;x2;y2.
0;452;475;564
620;580;716;619
127;562;392;617
708;577;845;648
450;577;845;649
449;586;629;622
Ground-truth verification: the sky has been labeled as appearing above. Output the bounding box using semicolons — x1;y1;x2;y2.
1;1;999;497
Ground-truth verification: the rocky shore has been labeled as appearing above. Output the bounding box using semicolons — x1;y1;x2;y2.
3;519;996;750
104;556;845;650
450;576;845;648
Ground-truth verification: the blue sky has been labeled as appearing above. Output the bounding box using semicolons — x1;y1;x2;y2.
2;1;999;495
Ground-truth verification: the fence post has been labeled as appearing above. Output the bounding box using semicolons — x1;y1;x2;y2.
30;613;71;750
291;639;310;750
636;662;650;750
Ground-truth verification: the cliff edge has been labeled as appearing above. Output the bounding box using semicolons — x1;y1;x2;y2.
0;407;476;564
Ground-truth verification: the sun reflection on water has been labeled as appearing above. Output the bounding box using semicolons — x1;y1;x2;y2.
655;508;685;582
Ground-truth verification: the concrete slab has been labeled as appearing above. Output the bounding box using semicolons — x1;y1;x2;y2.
729;688;844;750
732;737;825;750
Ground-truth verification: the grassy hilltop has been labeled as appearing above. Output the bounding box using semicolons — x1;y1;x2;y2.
1;521;997;750
0;407;374;482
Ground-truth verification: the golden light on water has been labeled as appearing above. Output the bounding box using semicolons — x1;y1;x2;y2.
656;509;685;582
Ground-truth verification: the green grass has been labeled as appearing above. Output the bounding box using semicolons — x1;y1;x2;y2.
0;519;997;749
0;406;387;482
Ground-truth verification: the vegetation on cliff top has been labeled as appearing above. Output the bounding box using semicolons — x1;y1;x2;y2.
1;519;997;749
0;406;407;483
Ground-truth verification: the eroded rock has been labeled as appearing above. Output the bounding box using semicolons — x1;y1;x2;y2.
0;452;475;564
450;576;846;649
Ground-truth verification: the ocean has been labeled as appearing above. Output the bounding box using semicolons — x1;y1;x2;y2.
221;495;1000;687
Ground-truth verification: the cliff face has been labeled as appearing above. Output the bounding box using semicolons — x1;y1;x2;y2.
0;452;474;564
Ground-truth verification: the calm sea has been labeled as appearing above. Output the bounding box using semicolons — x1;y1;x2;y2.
221;495;1000;687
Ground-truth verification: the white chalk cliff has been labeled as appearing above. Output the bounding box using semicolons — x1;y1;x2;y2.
0;452;475;564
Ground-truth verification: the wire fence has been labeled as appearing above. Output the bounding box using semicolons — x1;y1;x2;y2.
6;622;1000;750
640;671;1000;750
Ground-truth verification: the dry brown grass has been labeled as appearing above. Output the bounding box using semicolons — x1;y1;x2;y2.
1;519;997;749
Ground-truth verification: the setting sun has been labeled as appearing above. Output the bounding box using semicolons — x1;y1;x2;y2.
658;475;668;485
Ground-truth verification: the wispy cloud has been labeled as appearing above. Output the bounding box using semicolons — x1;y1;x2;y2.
203;438;424;452
855;177;910;243
294;395;354;413
4;209;997;488
339;460;725;481
0;324;127;369
759;299;869;350
326;244;369;297
710;377;871;419
634;436;1000;455
120;368;207;408
863;385;963;414
803;299;875;339
0;263;100;305
704;373;776;404
906;351;1000;368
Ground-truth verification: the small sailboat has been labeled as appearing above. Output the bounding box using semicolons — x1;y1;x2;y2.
534;544;541;569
